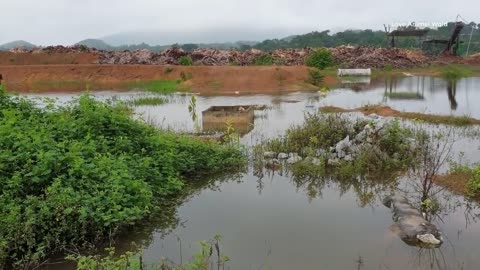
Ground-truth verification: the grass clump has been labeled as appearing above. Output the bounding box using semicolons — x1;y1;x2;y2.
70;235;230;270
440;65;473;80
305;48;334;70
128;96;168;106
385;92;424;100
179;56;193;66
447;162;480;198
260;113;422;179
128;80;181;93
306;69;325;86
0;86;244;269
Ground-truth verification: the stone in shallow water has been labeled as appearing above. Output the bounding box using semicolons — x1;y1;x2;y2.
287;153;302;164
328;158;340;166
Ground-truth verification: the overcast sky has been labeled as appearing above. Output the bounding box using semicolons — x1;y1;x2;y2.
0;0;476;45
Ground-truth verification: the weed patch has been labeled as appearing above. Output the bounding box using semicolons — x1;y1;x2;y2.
0;86;244;268
127;80;181;93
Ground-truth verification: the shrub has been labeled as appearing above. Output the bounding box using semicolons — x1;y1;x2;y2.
306;69;325;86
254;54;275;66
441;65;472;81
179;56;193;66
465;166;480;197
305;48;334;70
0;90;244;268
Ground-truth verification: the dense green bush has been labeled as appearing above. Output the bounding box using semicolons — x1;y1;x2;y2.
179;56;193;66
305;48;334;70
0;87;244;268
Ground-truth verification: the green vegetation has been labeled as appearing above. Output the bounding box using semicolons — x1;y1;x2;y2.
128;80;182;93
254;54;275;66
128;96;168;106
306;69;325;86
252;23;480;55
385;92;424;100
305;49;334;70
0;86;244;269
449;162;480;197
70;235;229;270
179;56;193;66
255;114;426;205
259;114;423;179
439;65;474;80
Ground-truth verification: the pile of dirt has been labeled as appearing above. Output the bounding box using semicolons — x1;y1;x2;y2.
330;46;431;68
6;45;432;68
462;53;480;65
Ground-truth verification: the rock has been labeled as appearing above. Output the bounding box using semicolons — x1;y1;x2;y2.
277;153;289;159
265;159;281;168
337;150;346;159
311;157;321;165
287;153;302;164
264;151;276;159
344;154;354;162
315;149;327;157
328;158;340;166
336;135;351;154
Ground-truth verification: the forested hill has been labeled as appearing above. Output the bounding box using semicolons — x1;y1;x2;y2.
252;22;480;55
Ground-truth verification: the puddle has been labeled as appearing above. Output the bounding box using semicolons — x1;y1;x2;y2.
32;76;480;270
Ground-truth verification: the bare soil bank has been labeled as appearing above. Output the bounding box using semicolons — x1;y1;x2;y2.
0;65;336;94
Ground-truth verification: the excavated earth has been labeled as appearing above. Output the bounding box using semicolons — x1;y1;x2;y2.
1;45;479;94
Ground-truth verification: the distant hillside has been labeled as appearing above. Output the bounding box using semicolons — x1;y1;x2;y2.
0;40;37;50
75;39;112;50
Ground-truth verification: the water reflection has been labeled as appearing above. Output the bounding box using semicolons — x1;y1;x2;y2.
29;75;480;270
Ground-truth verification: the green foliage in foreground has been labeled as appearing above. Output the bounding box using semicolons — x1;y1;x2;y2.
0;87;244;268
304;49;334;70
70;236;229;270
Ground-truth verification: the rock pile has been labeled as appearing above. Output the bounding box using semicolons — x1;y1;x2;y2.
330;46;431;68
7;45;432;68
262;114;416;168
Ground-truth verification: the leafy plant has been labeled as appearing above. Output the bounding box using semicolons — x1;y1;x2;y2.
0;90;244;268
305;48;334;70
306;69;325;86
179;56;193;66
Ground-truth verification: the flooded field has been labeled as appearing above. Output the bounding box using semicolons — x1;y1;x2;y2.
35;76;480;270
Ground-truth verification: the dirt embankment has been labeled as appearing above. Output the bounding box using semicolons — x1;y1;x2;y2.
0;65;335;94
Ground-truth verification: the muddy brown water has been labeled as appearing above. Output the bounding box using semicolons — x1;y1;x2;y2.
31;76;480;270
